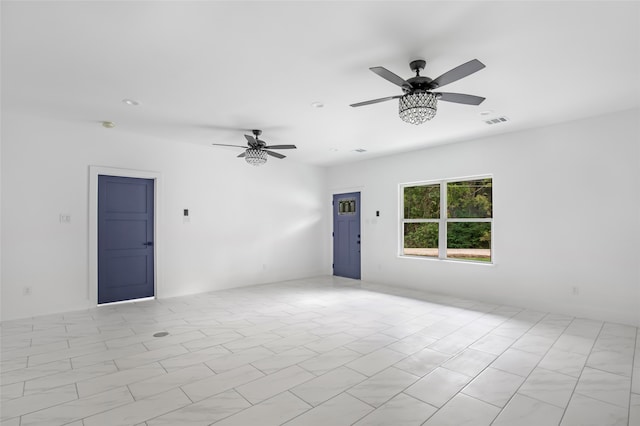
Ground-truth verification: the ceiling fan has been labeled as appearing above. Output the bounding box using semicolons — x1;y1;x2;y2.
211;129;297;166
351;59;486;125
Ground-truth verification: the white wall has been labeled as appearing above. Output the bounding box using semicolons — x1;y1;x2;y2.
1;112;329;321
327;108;640;326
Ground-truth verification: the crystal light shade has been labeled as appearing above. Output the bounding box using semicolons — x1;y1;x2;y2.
398;92;438;125
244;148;267;166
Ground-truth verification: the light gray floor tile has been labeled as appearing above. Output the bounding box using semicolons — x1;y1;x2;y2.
441;348;496;377
1;360;72;386
283;392;374;426
158;344;230;372
205;346;275;373
560;393;628;426
512;334;556;355
83;388;191;426
404;367;472;408
586;348;634;377
344;333;398;355
213;391;311;426
353;393;437;426
0;381;24;402
490;347;541;377
146;389;250;426
393;347;451;377
573;367;631;408
20;386;133;426
76;362;166;397
386;333;438;355
469;333;515;355
1;278;638;426
128;363;215;399
347;367;418;407
0;383;78;421
23;361;117;395
422;393;500;426
292;366;367;406
235;365;315;404
114;344;189;370
250;347;317;374
298;347;361;376
492;393;564;426
518;367;577;409
304;333;360;353
462;367;525;407
538;348;587;377
346;348;407;377
181;363;265;402
630;393;640;426
553;334;596;355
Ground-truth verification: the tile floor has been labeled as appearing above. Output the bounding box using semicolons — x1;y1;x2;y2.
1;276;639;426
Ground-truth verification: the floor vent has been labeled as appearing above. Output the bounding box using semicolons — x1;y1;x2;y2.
484;116;509;125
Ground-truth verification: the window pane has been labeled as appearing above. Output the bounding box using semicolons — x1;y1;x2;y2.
403;223;438;257
404;184;440;219
446;222;491;262
447;178;492;218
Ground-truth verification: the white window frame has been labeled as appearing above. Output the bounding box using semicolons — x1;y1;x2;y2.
400;175;493;264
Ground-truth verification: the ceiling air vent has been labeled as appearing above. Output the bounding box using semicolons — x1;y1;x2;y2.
484;116;509;125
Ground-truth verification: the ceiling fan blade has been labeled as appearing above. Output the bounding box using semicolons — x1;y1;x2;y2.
350;95;402;108
430;59;485;88
435;92;486;105
212;143;248;148
264;145;297;150
237;152;246;158
244;134;258;147
265;150;286;159
370;67;410;89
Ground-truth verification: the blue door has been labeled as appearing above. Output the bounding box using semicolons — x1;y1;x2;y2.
98;176;154;304
333;192;361;279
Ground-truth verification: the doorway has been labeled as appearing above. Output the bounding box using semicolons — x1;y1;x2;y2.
333;192;361;279
97;175;155;304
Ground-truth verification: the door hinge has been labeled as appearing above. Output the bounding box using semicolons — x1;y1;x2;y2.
332;231;334;237
332;263;334;269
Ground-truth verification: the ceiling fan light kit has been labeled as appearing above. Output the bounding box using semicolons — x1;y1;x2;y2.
211;129;297;166
399;92;438;125
351;58;486;125
245;148;268;166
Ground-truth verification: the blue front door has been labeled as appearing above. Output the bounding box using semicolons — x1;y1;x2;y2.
98;176;155;304
333;192;361;279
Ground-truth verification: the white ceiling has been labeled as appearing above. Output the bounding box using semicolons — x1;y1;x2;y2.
3;1;639;166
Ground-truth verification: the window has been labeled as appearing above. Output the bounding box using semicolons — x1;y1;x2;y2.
401;177;492;263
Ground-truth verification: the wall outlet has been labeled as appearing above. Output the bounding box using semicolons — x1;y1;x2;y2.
23;287;32;296
572;286;580;296
59;214;71;224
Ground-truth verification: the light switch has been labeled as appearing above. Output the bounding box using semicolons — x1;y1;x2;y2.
59;214;71;224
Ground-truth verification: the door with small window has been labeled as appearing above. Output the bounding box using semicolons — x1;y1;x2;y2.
333;192;361;279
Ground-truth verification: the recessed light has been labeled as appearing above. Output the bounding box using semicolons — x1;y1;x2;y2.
479;110;493;116
329;148;339;152
101;121;115;128
122;98;140;106
311;101;324;108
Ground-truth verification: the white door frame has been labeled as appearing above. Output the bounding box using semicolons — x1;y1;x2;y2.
88;166;162;306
